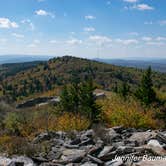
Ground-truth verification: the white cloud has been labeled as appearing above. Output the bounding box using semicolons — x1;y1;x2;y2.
123;0;138;3
85;15;96;20
84;27;95;32
142;37;152;42
159;20;166;26
35;9;55;18
0;18;18;29
89;35;112;46
49;40;58;44
132;4;154;11
12;33;24;38
144;21;153;25
21;19;35;30
66;39;82;45
146;42;165;46
33;39;40;44
156;37;166;41
115;39;138;45
0;38;7;43
28;44;37;48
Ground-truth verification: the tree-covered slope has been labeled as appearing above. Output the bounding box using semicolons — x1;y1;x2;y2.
1;56;166;100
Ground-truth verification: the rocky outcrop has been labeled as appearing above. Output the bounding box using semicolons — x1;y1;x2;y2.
1;127;166;165
16;96;60;109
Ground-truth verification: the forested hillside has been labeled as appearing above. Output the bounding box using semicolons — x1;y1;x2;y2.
0;61;45;81
0;56;166;101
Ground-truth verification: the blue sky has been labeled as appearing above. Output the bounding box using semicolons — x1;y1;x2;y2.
0;0;166;59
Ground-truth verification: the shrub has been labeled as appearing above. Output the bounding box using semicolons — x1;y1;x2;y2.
50;112;90;131
0;136;36;156
100;93;159;129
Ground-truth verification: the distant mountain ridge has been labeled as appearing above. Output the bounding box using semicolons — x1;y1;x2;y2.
0;55;54;64
94;58;166;73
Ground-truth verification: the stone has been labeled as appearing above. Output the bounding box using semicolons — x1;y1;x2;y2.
81;162;97;166
79;138;95;146
64;144;79;149
99;151;117;161
128;131;157;146
105;159;123;166
0;156;13;166
116;146;134;155
156;132;166;144
146;139;166;156
104;128;121;143
12;156;35;166
87;155;104;165
70;138;81;145
0;156;35;166
47;151;62;160
133;160;166;166
87;145;103;156
98;146;115;158
80;129;94;140
112;126;124;134
60;149;86;163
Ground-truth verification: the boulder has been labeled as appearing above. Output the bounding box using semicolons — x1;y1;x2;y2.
133;160;166;166
146;139;166;156
128;131;157;146
105;159;123;166
81;162;98;166
98;146;115;158
0;156;35;166
60;149;86;163
104;128;122;143
0;156;13;166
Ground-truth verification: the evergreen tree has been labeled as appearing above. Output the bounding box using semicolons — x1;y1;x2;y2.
59;85;71;112
79;78;101;123
119;82;130;99
135;66;156;105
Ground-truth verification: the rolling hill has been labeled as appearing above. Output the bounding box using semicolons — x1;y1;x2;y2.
1;56;166;100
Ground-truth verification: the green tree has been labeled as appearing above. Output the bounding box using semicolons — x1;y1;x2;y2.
79;78;101;123
119;82;130;99
59;76;101;124
135;66;156;105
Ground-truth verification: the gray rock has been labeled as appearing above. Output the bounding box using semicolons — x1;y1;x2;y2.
146;139;166;156
128;131;157;146
0;156;13;166
60;149;86;163
79;138;95;146
105;128;122;143
116;146;134;155
105;158;123;166
0;156;35;166
133;160;166;166
98;146;115;158
81;162;98;166
47;151;62;160
64;143;79;149
80;129;94;140
12;156;35;166
99;151;117;161
87;155;104;165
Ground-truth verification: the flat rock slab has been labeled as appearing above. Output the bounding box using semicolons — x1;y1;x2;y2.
128;131;157;146
133;160;166;166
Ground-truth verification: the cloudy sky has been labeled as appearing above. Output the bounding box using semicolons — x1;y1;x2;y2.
0;0;166;59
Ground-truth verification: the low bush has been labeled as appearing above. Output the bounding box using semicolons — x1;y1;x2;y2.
100;93;160;129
